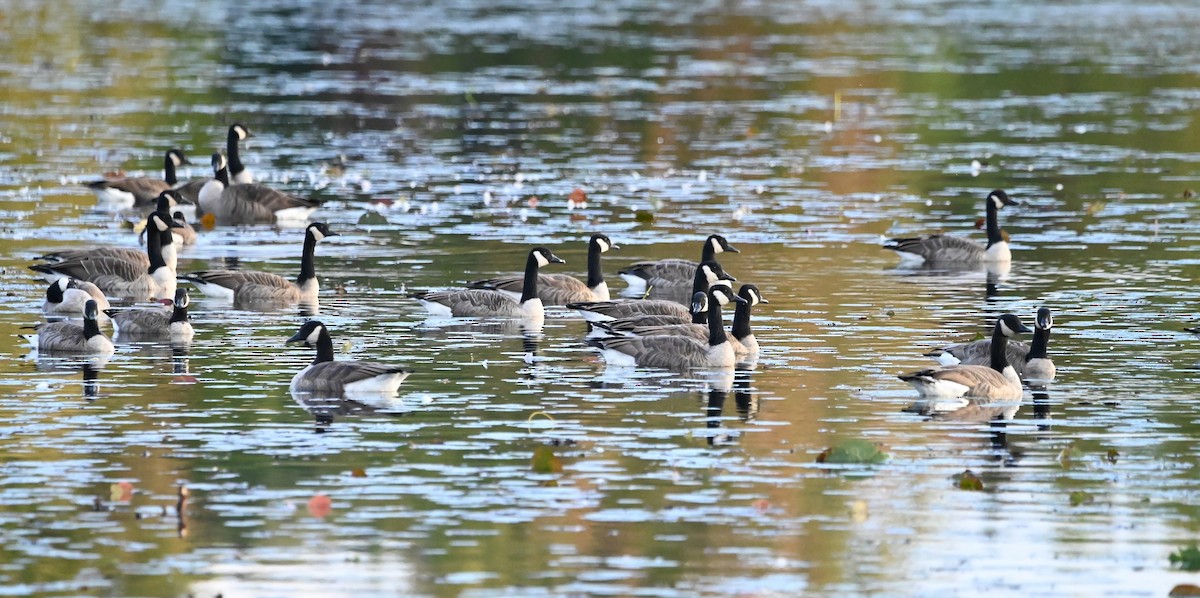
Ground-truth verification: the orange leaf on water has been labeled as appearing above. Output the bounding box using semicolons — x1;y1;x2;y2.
110;481;134;502
307;494;333;518
350;468;367;478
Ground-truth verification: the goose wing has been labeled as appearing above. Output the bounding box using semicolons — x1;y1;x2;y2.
31;256;145;283
296;361;410;394
171;179;208;204
416;289;524;317
928;339;1031;370
604;313;693;329
108;307;171;337
220;184;317;222
567;299;690;320
469;273;593;304
899;364;1023;400
41;248;149;269
618;258;698;286
235;282;301;305
884;234;984;262
594;335;712;370
88;177;170;205
34;321;87;351
184;270;292;292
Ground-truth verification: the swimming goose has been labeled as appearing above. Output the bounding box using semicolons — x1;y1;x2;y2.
568;260;735;323
469;234;617;304
22;300;114;355
287;320;412;396
104;289;194;343
586;286;748;371
884;189;1019;265
925;307;1055;382
182;222;337;305
198;153;317;225
593;284;767;357
87;149;189;208
30;211;183;301
171;211;198;246
227;124;253;184
413;247;565;321
42;278;110;318
618;234;739;293
53;191;187;272
899;313;1032;401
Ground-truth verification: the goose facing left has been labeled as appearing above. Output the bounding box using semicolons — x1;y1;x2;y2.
22;300;114;355
412;247;565;321
182;222;337;305
288;320;412;396
42;278;110;318
198;153;317;225
898;313;1032;401
30;210;183;301
87;149;189;208
469;234;617;304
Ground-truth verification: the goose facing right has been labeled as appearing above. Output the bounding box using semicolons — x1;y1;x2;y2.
53;191;188;272
288;320;412;396
183;222;337;305
87;149;189;208
23;300;114;355
469;234;617;304
568;260;735;323
105;288;194;343
198;153;317;225
884;189;1019;265
899;313;1032;401
412;247;565;320
618;233;739;293
227;123;253;184
925;307;1055;382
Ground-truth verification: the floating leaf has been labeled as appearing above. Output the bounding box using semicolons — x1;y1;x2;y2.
953;470;984;491
634;210;655;224
1068;490;1094;506
1057;443;1085;468
307;494;333;518
816;439;888;464
350;468;367;478
1170;545;1200;572
110;481;134;502
568;188;587;207
751;499;770;513
1105;449;1119;464
1170;583;1200;596
531;446;562;473
200;213;217;230
849;500;869;523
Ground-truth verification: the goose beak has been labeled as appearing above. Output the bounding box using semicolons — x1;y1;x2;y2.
726;244;741;253
721;271;737;282
730;293;749;305
1016;322;1033;334
550;254;566;264
1037;312;1053;329
610;243;620;250
759;297;770;304
168;217;185;229
286;331;306;343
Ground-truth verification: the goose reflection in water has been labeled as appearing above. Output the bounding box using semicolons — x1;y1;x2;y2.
291;389;417;431
29;355;107;401
701;366;757;446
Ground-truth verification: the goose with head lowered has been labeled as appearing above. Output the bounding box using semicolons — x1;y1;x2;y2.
596;284;769;358
924;307;1055;382
104;288;195;343
42;278;110;319
31;210;183;301
469;234;617;304
198;153;317;225
899;313;1032;402
618;233;739;294
287;320;412;396
226;123;254;184
586;286;748;371
412;247;565;322
22;300;114;355
884;189;1019;265
569;260;735;323
87;149;190;208
183;222;337;306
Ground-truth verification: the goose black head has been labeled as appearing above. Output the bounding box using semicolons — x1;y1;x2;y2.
83;300;99;321
709;234;739;254
210;152;227;175
698;260;736;285
306;222;338;242
150;211;185;231
738;284;768;306
46;278;70;302
988;189;1019;209
1036;307;1053;330
172;211;188;223
690;291;709;316
173;288;190;309
167;149;190;167
230;123;250;141
287;320;326;346
591;234;618;253
155;189;189;213
711;285;748;306
531;247;565;267
996;313;1032;337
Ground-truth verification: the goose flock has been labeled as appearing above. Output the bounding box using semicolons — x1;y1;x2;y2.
25;126;1056;416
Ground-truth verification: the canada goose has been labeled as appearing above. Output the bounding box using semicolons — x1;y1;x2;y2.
198;153;317;225
925;307;1055;382
104;289;194;343
30;211;183;301
412;247;565;321
593;284;767;357
171;211;198;246
22;300;114;355
568;260;735;323
87;149;189;208
42;277;110;318
469;234;618;304
884;189;1019;265
586;286;748;371
182;222;337;305
618;234;739;293
227;124;253;184
287;320;412;396
898;313;1032;401
54;191;187;272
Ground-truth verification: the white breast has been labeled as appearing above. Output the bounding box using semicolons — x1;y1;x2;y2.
985;241;1012;263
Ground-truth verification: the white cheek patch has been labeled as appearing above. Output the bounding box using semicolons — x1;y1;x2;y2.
999;319;1015;336
235;126;248;140
535;252;550;268
306;326;322;344
596;238;610;252
711;237;723;254
153;215;168;231
701;265;715;281
990;194;1004;209
310;228;325;242
714;290;733;305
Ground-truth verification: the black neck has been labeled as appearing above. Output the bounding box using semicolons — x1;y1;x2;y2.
731;299;752;341
700;238;716;262
83;316;102;340
46;283;63;304
164;154;178;185
988;323;1010;373
215;163;230;186
170;302;189;324
586;240;604;288
985;198;1003;247
297;231;317;285
159;223;175;249
1027;327;1050;361
146;218;167;271
521;252;541;303
691;305;707;324
227;130;245;176
691;265;713;295
706;293;728;346
312;327;334;364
